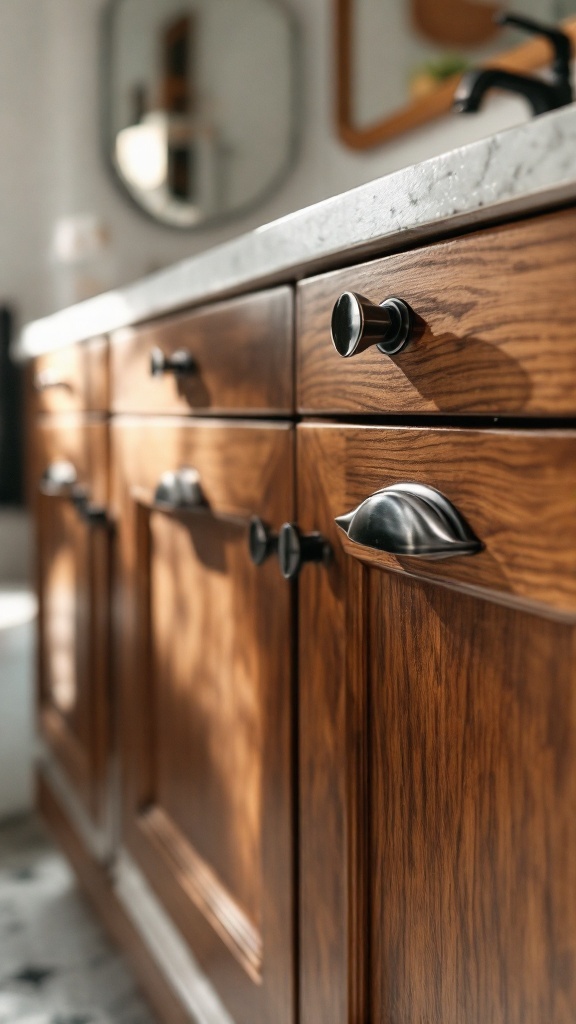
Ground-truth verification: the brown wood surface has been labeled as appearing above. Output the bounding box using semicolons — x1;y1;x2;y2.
297;422;576;1024
298;209;576;416
110;287;294;416
35;415;111;826
411;0;499;46
112;416;295;1024
38;772;192;1024
31;339;108;415
336;3;576;149
297;423;576;618
370;572;576;1024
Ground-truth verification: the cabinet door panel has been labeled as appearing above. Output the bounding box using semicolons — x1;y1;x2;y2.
298;423;576;1024
113;418;295;1024
35;417;110;828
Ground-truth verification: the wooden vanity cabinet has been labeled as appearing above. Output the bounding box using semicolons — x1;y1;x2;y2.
297;423;576;1024
34;414;111;850
30;204;576;1024
111;418;295;1024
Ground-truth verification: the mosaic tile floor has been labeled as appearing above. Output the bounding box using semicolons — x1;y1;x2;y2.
0;816;156;1024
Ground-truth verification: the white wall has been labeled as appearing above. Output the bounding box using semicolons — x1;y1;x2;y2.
0;0;538;328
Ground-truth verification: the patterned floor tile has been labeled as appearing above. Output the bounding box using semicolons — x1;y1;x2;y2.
0;817;156;1024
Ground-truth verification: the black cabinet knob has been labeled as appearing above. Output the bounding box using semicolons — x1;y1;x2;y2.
75;498;110;528
330;292;413;357
277;523;329;579
248;517;278;566
150;347;197;377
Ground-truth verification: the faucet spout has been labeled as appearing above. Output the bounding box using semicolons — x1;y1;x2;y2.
453;11;573;118
454;66;571;116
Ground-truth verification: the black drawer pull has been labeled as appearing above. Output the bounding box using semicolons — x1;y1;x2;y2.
331;292;413;357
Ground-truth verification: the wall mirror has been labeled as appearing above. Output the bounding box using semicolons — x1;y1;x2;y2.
103;0;299;229
337;0;576;148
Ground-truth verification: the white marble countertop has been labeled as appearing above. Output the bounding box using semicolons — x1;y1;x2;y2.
17;104;576;359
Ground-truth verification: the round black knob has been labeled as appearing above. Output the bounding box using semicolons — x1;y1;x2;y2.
248;517;278;566
77;502;110;528
150;347;197;377
277;523;329;580
330;292;413;357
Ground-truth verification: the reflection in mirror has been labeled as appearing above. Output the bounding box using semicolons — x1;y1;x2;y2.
104;0;299;229
339;0;576;146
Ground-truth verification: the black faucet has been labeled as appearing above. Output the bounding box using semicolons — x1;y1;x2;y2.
454;12;573;116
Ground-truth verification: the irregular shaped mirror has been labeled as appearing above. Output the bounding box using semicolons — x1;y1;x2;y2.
104;0;299;228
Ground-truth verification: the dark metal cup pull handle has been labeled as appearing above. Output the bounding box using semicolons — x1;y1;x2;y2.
40;462;110;528
153;468;205;511
151;468;244;532
336;483;482;560
248;517;278;566
40;461;79;499
34;370;72;392
150;347;197;377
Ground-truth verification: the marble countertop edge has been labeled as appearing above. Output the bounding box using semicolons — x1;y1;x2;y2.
16;104;576;359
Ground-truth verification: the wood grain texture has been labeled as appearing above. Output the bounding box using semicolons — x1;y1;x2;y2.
298;209;576;415
112;416;295;1024
297;424;576;1024
34;416;111;827
31;338;108;415
38;772;192;1024
297;423;576;618
370;572;576;1024
297;424;367;1024
110;287;294;416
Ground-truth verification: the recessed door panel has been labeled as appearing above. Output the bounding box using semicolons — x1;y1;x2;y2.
113;417;294;1024
298;422;576;1024
35;417;110;829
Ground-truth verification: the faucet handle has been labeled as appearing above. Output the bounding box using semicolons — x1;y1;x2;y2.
495;12;572;82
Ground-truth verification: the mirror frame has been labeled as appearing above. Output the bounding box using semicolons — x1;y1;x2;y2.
101;0;302;230
336;3;576;150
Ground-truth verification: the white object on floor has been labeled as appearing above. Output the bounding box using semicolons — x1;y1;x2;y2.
0;816;156;1024
0;586;37;819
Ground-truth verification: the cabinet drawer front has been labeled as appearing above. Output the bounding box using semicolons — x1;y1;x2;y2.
111;287;293;415
298;209;576;415
300;423;576;618
31;338;108;414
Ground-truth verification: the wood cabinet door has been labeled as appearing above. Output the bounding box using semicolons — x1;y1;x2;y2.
112;418;295;1024
35;417;110;833
298;423;576;1024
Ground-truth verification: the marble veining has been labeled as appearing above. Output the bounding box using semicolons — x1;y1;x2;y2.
17;104;576;359
0;816;155;1024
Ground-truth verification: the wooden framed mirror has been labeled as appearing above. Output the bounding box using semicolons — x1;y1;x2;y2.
336;0;576;149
